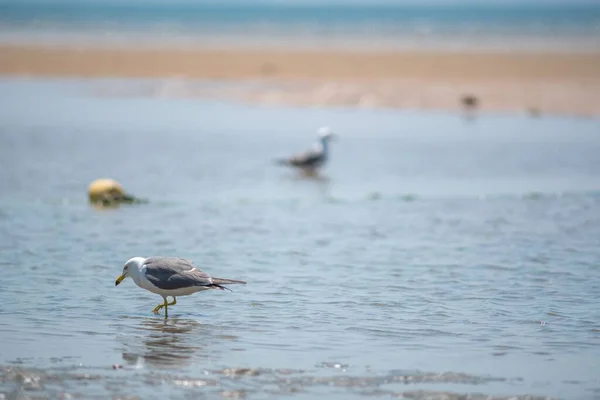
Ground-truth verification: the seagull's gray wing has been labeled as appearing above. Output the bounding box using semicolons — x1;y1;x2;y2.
143;257;214;290
276;140;327;168
287;149;324;167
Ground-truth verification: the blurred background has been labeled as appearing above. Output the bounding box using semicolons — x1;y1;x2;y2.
1;1;600;400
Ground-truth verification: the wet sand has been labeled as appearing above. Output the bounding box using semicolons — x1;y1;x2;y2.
1;44;600;115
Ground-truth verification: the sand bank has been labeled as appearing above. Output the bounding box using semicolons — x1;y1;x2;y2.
2;44;600;116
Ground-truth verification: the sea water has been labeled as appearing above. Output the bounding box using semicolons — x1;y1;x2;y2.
0;78;599;399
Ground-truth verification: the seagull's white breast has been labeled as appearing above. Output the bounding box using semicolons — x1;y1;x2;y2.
137;265;162;294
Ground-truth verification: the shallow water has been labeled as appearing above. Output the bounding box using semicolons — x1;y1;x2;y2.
0;78;599;400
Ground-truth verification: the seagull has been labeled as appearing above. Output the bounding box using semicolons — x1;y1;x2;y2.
275;127;338;174
115;257;246;318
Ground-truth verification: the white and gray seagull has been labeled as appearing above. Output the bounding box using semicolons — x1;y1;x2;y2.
275;126;338;174
115;256;246;318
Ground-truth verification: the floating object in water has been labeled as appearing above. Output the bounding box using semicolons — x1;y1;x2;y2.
87;178;145;207
275;126;338;174
115;257;246;318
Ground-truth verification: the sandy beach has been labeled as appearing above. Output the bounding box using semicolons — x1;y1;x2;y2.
2;43;600;116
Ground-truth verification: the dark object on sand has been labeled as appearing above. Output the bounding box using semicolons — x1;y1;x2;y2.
461;94;479;110
260;62;277;76
528;107;542;118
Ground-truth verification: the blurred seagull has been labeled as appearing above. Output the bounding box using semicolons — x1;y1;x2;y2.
275;127;338;174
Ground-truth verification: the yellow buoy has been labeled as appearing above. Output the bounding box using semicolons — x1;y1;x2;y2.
88;178;141;207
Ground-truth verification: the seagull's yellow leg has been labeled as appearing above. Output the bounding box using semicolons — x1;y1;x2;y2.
152;303;163;314
152;298;168;314
151;297;176;317
164;297;177;318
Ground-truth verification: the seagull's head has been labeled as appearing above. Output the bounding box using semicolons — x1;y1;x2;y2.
317;126;337;142
115;257;145;286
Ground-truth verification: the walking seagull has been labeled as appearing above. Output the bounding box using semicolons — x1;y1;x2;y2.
115;257;246;318
275;127;338;174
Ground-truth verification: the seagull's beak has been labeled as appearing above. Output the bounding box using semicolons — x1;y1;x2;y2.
115;274;125;286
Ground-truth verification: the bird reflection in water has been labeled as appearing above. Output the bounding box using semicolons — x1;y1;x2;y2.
291;171;333;199
120;317;238;369
296;169;330;181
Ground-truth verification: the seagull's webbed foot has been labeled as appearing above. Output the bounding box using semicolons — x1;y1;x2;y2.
152;297;175;317
152;303;164;314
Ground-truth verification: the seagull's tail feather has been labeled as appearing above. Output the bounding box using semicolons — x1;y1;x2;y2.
213;277;246;285
209;277;246;291
208;284;233;292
